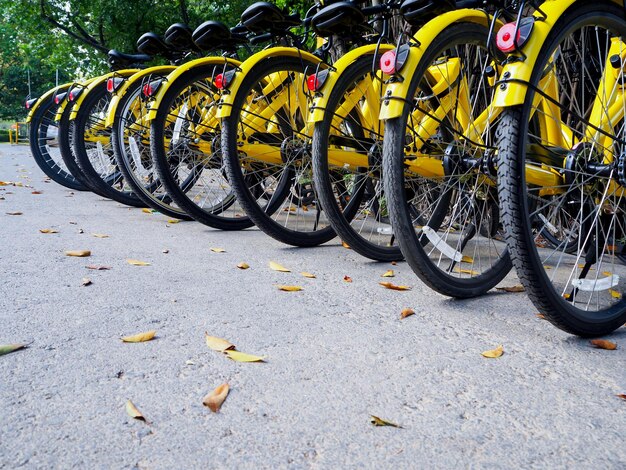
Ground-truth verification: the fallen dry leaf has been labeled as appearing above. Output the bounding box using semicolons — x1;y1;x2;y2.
126;259;151;266
39;228;58;234
344;275;353;283
454;267;480;276
167;219;180;224
382;270;395;278
609;289;622;299
210;248;226;253
31;190;42;195
536;313;546;320
121;330;156;343
461;255;474;263
92;233;109;238
590;339;617;350
269;261;290;272
617;394;626;401
81;277;92;287
78;229;84;234
86;265;111;270
400;308;415;319
481;345;504;358
65;250;91;257
342;241;351;249
301;272;316;278
379;282;411;291
6;211;22;215
205;333;235;352
496;285;525;293
203;383;230;412
125;400;146;421
162;249;169;254
370;415;402;428
225;350;265;362
278;285;303;292
141;208;154;214
237;262;250;270
0;343;29;356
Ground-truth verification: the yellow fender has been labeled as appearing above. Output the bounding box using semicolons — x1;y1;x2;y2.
68;69;139;121
380;8;502;120
216;47;324;119
145;56;241;121
53;77;99;122
309;43;394;123
104;65;177;128
25;83;73;123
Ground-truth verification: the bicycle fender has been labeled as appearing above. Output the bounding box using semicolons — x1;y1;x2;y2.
379;9;502;121
25;83;72;123
69;70;138;121
144;57;241;122
216;47;324;119
105;65;177;128
492;0;583;108
309;43;395;123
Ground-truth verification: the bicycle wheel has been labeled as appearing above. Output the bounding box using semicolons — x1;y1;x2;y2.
28;91;86;191
498;1;626;336
72;82;143;207
313;53;403;261
383;22;511;298
111;76;193;220
151;64;252;230
221;55;337;246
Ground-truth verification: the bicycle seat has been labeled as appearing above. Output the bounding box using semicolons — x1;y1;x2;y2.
107;50;152;70
164;23;197;51
241;2;301;33
311;2;366;38
136;32;170;56
400;0;455;25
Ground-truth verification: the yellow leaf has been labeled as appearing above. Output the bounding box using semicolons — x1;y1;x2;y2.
39;228;58;234
269;261;290;272
278;285;303;292
400;308;415;319
590;339;617;350
125;400;146;421
141;208;153;214
496;285;525;293
225;350;265;362
0;343;29;356
379;282;411;291
382;270;395;278
210;248;226;253
301;272;316;278
454;267;480;276
481;344;504;358
609;289;622;299
92;233;109;238
205;333;235;352
167;219;180;224
126;259;151;266
461;255;474;263
237;262;250;270
121;330;156;343
203;383;230;412
65;250;91;257
370;415;402;428
342;241;351;249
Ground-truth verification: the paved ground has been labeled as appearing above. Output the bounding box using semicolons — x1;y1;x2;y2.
1;143;625;469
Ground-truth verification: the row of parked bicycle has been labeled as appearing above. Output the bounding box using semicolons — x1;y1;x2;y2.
24;0;626;337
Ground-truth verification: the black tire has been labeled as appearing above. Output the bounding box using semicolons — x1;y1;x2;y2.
151;64;252;230
313;53;403;261
28;90;86;191
111;77;193;220
383;22;511;298
72;82;143;207
222;55;336;246
497;2;626;336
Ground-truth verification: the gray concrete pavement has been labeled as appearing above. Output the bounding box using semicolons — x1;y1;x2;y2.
1;143;625;469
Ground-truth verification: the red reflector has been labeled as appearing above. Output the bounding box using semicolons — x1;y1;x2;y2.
54;95;60;105
106;78;114;93
215;73;225;90
306;74;319;92
69;91;75;101
380;50;397;75
25;100;30;109
497;23;519;53
142;83;153;97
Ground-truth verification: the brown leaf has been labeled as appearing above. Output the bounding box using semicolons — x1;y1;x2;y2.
0;343;29;356
39;228;58;234
203;383;230;412
590;339;617;350
343;275;353;283
536;313;546;320
125;400;146;421
391;261;397;266
379;282;411;291
31;190;42;195
342;241;351;249
481;345;504;358
277;285;303;292
6;211;22;215
86;265;111;270
301;272;316;278
210;248;226;253
121;330;156;343
370;415;402;428
496;285;525;293
269;261;290;272
126;259;151;266
400;308;415;319
225;350;265;362
617;394;626;401
65;250;91;257
205;333;235;352
81;277;92;286
381;270;395;278
92;233;109;238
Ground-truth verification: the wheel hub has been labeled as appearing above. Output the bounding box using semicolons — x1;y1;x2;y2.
280;136;310;167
